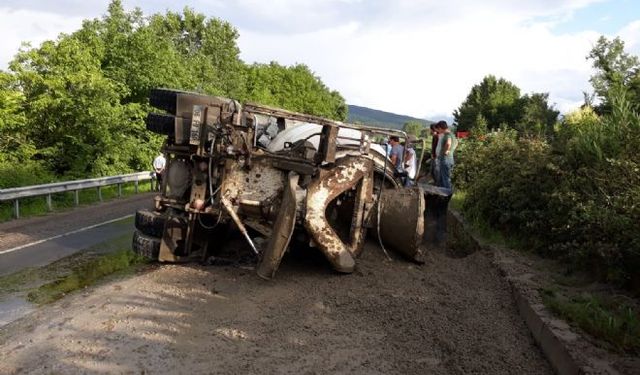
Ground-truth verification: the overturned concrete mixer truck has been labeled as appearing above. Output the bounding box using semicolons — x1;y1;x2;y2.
132;88;426;279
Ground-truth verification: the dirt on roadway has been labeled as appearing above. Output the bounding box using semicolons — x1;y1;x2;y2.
0;239;551;375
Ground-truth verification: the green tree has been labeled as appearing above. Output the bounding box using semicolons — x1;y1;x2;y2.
454;75;558;137
469;113;488;140
588;36;640;111
245;62;347;120
453;75;521;131
10;35;149;177
402;120;423;138
2;0;346;181
517;93;560;138
0;71;30;162
146;7;247;99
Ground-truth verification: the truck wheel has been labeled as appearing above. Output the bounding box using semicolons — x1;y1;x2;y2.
132;230;160;260
149;88;213;115
146;113;176;137
149;88;182;114
135;209;167;238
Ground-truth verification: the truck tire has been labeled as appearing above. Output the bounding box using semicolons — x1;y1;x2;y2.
146;113;176;137
149;88;182;114
149;88;213;115
135;209;167;238
132;230;160;260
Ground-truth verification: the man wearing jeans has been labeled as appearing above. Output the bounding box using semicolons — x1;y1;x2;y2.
432;121;457;245
435;121;456;191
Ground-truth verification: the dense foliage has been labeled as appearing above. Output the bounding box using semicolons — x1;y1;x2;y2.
0;0;346;186
455;38;640;291
245;62;347;120
588;36;640;114
453;75;559;136
402;120;424;138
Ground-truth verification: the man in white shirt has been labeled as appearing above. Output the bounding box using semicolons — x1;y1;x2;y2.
152;154;166;191
404;136;417;186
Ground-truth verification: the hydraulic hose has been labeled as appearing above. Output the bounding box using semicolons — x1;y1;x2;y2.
376;151;392;261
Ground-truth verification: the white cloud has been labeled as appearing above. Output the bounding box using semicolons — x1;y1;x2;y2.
0;0;637;120
238;2;608;118
0;7;84;69
618;20;640;54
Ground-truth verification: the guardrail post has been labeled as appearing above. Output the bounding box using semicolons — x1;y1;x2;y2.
117;183;122;197
134;180;139;193
97;186;102;202
74;190;79;206
14;199;20;219
46;194;52;211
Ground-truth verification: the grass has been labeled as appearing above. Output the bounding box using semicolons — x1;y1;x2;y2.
449;190;466;211
0;267;42;295
453;190;640;354
26;248;148;305
0;230;147;307
0;180;153;222
448;190;522;249
542;288;640;354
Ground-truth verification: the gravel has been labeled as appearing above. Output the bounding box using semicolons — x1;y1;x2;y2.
0;241;552;374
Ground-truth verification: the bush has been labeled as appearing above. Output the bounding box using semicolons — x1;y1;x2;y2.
455;131;560;242
0;161;55;188
454;86;640;291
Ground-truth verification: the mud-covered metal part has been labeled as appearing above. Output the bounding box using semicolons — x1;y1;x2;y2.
378;187;426;263
165;159;191;199
159;215;187;262
221;197;259;255
256;172;299;279
304;156;374;273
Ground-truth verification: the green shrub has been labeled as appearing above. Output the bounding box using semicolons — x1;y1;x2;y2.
454;85;640;291
0;161;55;188
455;131;561;244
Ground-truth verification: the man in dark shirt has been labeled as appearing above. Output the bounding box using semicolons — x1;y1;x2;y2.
430;124;440;183
388;136;405;171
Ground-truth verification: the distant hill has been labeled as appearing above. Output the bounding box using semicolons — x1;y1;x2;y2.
347;105;433;130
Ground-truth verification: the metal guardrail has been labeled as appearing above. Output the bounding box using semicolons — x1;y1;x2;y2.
0;172;153;219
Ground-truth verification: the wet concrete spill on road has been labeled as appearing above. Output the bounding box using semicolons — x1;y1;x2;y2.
0;241;552;374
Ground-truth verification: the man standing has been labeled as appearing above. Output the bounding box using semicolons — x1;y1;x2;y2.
429;124;440;183
388;136;405;172
404;135;417;187
152;154;166;192
435;121;457;191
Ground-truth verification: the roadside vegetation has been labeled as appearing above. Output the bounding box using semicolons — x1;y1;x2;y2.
0;0;346;189
454;37;639;293
0;232;149;305
542;288;640;354
27;248;148;305
452;37;640;351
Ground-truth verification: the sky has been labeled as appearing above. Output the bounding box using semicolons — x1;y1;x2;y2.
1;0;639;120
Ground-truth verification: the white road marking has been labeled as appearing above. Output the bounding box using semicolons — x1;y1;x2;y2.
0;214;134;255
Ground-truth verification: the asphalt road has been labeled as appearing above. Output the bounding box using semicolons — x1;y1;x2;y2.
0;193;154;277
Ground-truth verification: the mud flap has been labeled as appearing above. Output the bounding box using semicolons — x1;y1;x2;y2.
379;187;426;263
256;172;299;280
159;215;187;262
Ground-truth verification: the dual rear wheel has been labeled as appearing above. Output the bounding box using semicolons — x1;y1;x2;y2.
131;209;166;260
